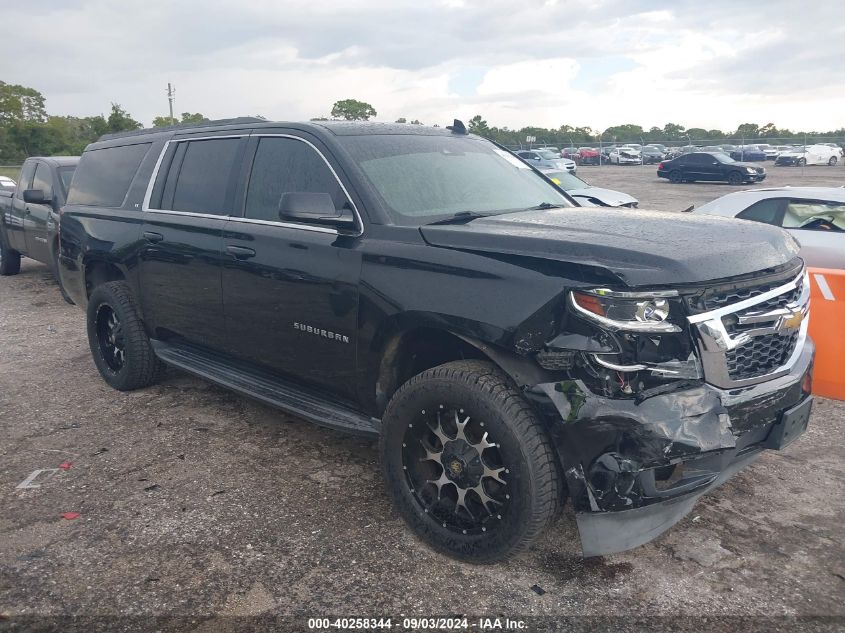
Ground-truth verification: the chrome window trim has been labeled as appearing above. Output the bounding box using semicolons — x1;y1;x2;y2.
141;133;363;237
688;270;810;389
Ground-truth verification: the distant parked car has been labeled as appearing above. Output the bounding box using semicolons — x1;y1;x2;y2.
640;146;664;164
657;151;766;185
537;167;638;207
516;149;577;173
730;145;767;162
577;147;600;165
0;176;15;192
776;144;841;166
694;187;845;268
756;144;780;160
608;147;642;165
561;147;580;161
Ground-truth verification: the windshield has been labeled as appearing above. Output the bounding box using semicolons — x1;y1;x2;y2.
339;134;572;225
540;170;588;190
58;166;76;195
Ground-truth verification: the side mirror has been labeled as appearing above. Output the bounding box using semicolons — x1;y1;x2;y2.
23;189;49;204
278;192;355;228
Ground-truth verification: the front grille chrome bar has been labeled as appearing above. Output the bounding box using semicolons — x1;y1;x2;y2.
687;270;810;389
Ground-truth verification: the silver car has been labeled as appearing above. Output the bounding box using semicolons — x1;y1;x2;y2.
537;168;638;207
516;149;577;173
693;187;845;269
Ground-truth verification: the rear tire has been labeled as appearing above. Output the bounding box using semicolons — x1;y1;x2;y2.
380;360;562;563
669;170;684;183
829;156;838;166
728;171;743;185
0;231;21;276
86;281;165;391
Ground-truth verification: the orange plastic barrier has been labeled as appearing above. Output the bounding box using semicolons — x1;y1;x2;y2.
808;268;845;400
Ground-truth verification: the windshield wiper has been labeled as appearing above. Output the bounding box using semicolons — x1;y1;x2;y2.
426;211;488;225
527;202;566;210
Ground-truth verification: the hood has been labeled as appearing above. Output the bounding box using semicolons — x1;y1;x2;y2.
732;161;765;170
567;186;638;207
419;208;799;288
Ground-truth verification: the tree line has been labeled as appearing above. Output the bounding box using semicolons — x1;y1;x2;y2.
0;81;207;163
2;83;843;164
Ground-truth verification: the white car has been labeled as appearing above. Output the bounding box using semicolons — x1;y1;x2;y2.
516;149;577;174
693;186;845;269
0;176;16;192
775;144;840;167
608;147;642;165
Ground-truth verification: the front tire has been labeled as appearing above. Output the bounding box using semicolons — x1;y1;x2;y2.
86;281;165;391
797;158;806;167
380;360;562;563
728;171;743;185
829;156;838;166
0;231;21;276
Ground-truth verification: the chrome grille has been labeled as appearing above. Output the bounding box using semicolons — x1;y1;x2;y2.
687;271;809;389
726;331;799;381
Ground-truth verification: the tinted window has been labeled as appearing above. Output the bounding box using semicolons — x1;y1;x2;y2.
58;166;76;195
32;163;53;200
737;198;784;225
14;161;36;199
245;137;346;222
68;143;150;207
170;138;241;215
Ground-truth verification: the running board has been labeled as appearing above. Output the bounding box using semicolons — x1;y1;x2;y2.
152;341;379;437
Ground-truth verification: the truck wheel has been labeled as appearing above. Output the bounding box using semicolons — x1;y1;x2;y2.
51;244;74;305
728;171;743;185
380;360;562;563
86;281;165;391
0;233;21;276
828;156;838;166
669;170;683;183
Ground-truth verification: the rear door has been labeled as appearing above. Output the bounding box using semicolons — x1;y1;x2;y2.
220;132;363;397
139;133;248;350
7;161;35;252
24;162;54;262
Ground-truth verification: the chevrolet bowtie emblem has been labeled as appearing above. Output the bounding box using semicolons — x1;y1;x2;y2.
781;310;804;331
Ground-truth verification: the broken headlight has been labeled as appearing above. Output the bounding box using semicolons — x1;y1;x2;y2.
569;289;681;333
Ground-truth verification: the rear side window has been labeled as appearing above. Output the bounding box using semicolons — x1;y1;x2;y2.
168;138;241;215
244;137;346;222
737;198;784;225
68;143;151;207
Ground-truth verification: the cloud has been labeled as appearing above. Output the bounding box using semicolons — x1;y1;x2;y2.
0;0;842;131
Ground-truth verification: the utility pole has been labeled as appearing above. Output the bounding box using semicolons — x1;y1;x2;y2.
167;83;175;124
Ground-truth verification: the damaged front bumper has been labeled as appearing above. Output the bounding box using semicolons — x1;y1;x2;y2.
526;338;814;557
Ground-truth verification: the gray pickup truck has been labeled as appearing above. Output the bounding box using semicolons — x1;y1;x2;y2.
0;156;78;300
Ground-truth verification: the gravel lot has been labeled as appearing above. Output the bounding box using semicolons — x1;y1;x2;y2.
1;166;844;631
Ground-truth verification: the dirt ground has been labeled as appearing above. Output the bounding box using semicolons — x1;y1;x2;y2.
1;166;844;632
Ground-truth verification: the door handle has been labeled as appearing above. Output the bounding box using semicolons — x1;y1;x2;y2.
24;207;31;215
143;231;164;243
226;245;256;259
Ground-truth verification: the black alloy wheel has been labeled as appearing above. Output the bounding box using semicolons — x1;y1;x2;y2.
669;170;683;183
380;360;562;562
402;404;510;536
728;171;743;185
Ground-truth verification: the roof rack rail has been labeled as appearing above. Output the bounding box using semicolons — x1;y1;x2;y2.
98;117;267;141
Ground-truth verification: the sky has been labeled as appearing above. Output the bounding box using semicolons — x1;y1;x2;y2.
1;0;843;132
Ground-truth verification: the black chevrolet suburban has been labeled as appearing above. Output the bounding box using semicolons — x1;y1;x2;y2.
58;119;814;561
